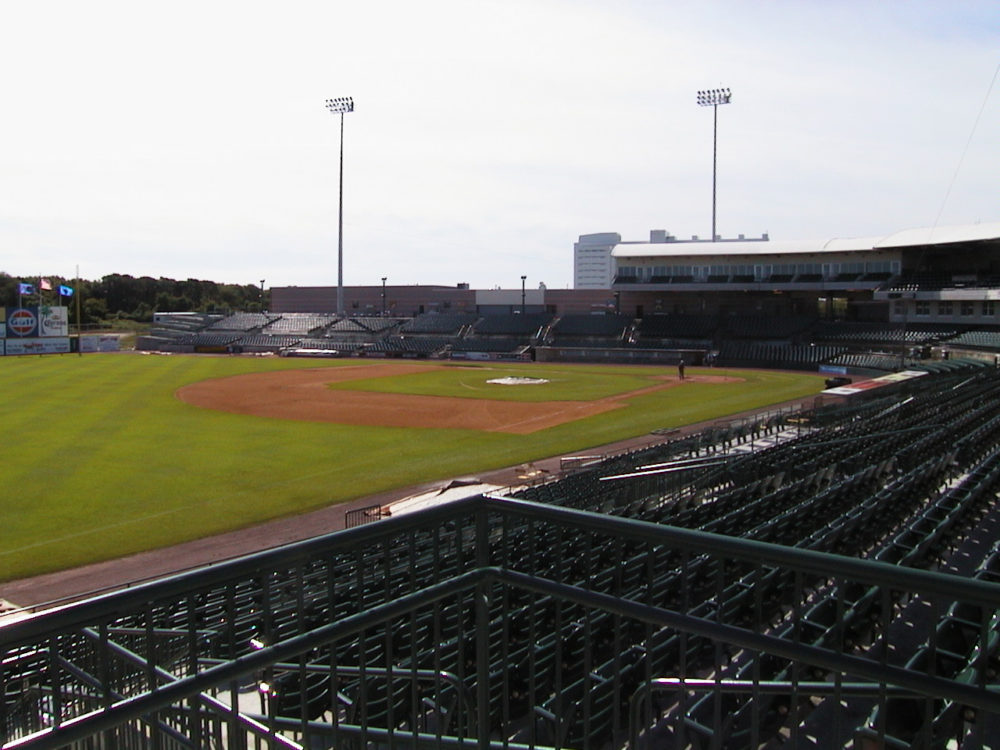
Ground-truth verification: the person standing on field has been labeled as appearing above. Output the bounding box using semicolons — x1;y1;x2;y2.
678;359;685;379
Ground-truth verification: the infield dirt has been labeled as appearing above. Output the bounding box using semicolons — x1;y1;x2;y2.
176;363;738;434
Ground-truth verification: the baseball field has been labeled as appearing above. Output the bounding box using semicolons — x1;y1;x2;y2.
0;354;825;582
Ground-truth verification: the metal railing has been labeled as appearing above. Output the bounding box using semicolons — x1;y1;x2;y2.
3;491;1000;749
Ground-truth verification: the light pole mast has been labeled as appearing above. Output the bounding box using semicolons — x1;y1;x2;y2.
326;96;354;316
696;87;732;242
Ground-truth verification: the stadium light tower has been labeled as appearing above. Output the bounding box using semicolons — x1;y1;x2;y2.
696;87;732;242
326;96;354;316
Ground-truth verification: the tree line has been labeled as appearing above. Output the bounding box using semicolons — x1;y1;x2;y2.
0;273;267;325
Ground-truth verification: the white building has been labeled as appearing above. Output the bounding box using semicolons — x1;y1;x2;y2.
573;232;619;288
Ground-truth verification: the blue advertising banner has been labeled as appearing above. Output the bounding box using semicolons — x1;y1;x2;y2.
6;307;38;338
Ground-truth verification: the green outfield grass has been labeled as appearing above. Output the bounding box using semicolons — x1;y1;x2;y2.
0;355;824;582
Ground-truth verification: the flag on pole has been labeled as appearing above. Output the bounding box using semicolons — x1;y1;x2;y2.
39;278;52;291
19;282;34;296
59;285;74;297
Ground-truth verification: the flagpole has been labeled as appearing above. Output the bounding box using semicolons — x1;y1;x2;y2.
76;267;83;356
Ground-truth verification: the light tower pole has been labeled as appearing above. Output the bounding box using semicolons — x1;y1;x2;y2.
521;275;527;315
696;87;732;242
326;96;354;315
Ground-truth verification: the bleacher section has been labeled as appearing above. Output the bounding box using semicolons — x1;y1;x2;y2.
136;308;1000;375
829;352;915;372
367;336;456;356
813;320;957;345
451;336;527;354
261;313;337;334
637;313;717;340
948;330;1000;352
546;313;633;351
549;313;632;338
724;313;816;339
5;364;1000;749
295;337;366;355
208;312;280;331
472;312;552;337
716;341;847;369
236;334;303;352
401;312;478;335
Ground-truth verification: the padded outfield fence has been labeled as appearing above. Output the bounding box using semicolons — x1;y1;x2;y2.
4;366;1000;749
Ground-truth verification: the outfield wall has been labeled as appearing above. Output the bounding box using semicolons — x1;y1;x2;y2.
1;306;71;356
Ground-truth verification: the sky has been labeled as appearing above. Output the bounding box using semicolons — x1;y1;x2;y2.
1;1;997;291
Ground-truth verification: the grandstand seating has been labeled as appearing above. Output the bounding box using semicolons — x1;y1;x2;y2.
549;313;632;339
235;334;303;351
716;341;846;368
351;316;406;334
366;336;455;356
401;312;478;335
948;330;1000;351
813;321;955;345
830;352;913;372
262;314;337;334
723;313;816;339
295;337;367;354
636;314;717;340
451;336;527;354
472;313;552;337
208;312;279;331
188;332;242;349
4;363;1000;749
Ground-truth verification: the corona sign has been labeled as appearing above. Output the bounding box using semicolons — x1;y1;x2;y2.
40;306;69;337
7;308;37;338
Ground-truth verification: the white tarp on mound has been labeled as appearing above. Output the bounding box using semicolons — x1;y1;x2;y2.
389;480;503;517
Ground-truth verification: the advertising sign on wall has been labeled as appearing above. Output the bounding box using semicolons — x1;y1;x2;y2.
80;335;121;353
5;337;71;355
1;307;69;348
40;306;69;337
6;307;38;338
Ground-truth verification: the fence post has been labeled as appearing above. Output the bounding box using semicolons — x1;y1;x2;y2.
475;503;492;748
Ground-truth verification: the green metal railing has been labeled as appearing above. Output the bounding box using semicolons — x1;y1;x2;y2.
3;492;1000;749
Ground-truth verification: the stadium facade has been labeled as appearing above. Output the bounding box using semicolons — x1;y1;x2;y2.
274;220;1000;326
138;219;1000;373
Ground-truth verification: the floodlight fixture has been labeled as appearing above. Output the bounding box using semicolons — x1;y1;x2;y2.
325;96;354;114
696;88;732;107
696;86;732;242
326;96;355;315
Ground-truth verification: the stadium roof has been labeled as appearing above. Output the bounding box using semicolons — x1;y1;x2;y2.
875;222;1000;248
612;221;1000;260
